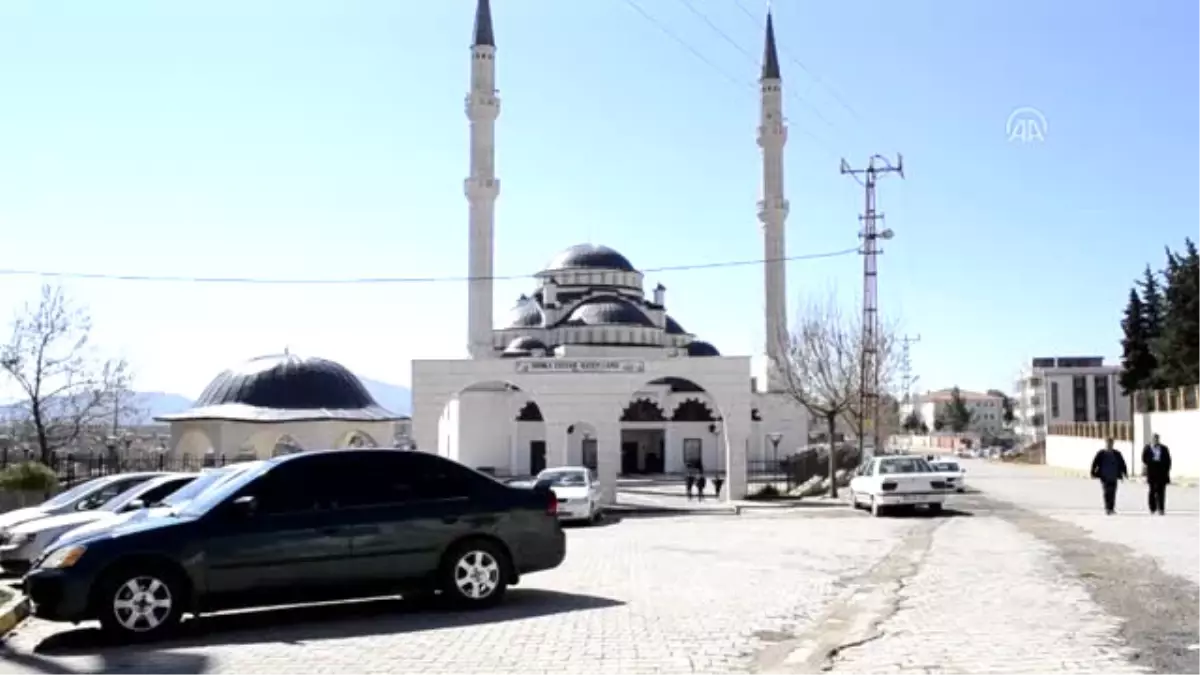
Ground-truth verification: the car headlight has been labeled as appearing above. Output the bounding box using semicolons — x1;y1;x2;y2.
38;545;86;570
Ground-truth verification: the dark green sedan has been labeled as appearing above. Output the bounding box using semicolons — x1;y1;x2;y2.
24;449;567;641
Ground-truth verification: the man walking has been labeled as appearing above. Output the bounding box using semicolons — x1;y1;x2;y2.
1090;438;1128;515
1141;433;1172;515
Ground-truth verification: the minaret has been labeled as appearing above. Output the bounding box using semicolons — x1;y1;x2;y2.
757;12;789;390
465;0;500;359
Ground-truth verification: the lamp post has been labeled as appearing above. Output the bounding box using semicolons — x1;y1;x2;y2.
767;432;783;488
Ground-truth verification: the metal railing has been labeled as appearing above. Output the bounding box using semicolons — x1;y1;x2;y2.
1047;422;1133;441
1134;385;1200;413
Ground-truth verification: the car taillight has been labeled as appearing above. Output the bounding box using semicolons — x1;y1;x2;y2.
931;480;946;489
881;482;898;491
546;491;558;516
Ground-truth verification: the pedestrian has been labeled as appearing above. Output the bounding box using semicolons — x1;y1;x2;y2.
1141;433;1173;515
684;474;695;501
1090;438;1128;515
713;475;724;498
695;473;707;502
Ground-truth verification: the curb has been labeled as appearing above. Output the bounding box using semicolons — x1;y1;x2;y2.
0;592;30;638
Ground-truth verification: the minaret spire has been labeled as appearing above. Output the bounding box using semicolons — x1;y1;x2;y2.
465;0;501;359
757;8;789;391
473;0;495;47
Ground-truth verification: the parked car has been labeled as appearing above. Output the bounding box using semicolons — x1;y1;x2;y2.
847;455;948;517
533;466;602;524
24;449;566;641
57;463;267;548
927;458;967;493
0;474;196;575
0;473;165;539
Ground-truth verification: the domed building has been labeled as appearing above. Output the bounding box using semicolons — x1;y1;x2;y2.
157;353;404;463
410;1;810;504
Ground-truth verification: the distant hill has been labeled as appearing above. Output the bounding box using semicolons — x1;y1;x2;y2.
1;378;412;426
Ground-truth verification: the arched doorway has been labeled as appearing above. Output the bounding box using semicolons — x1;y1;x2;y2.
337;430;378;449
438;380;546;477
563;421;598;471
620;376;728;480
272;434;304;458
174;428;213;468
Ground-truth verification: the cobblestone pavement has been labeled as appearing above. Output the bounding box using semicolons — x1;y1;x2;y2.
0;514;916;674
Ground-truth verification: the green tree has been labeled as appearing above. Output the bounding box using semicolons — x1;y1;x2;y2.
938;387;973;432
902;410;922;432
1119;287;1157;394
986;389;1015;426
1154;240;1199;387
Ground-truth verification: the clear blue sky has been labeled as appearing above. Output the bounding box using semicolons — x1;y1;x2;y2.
0;0;1195;399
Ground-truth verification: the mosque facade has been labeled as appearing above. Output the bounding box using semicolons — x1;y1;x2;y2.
410;0;810;503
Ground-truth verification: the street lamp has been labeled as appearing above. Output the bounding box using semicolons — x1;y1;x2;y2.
767;432;783;485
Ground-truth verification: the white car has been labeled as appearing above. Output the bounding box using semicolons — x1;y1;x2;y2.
55;462;265;548
534;467;602;524
847;455;949;517
0;473;196;575
0;473;164;542
927;458;967;493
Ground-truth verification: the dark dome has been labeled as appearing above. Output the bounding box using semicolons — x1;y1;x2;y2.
156;354;400;423
505;336;547;352
545;244;636;272
665;315;687;335
506;299;544;328
561;297;655;327
686;340;721;357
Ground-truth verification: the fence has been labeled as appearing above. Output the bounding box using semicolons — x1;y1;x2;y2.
1134;385;1200;413
0;453;236;487
1047;422;1133;441
747;445;862;493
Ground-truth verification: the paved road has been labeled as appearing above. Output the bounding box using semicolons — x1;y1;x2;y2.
0;462;1195;674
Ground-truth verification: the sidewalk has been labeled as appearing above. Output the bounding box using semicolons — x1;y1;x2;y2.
988;458;1198;487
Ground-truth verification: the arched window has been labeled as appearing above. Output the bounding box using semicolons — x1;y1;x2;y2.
671;398;716;422
272;435;304;457
621;398;667;422
515;401;544;422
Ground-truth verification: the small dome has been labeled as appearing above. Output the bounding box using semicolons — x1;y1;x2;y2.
156;353;400;423
686;340;721;357
561;297;655;327
665;315;687;335
506;299;544;328
505;336;547;352
545;244;636;272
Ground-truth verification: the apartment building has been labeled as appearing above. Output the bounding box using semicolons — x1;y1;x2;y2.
1012;357;1130;440
901;389;1007;434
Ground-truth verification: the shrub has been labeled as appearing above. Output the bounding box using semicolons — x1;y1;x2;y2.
0;461;59;494
749;484;781;500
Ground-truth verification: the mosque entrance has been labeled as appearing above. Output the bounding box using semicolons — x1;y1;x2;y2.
620;429;665;475
529;441;546;475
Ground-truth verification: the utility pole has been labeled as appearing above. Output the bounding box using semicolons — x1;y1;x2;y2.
841;154;904;459
900;334;921;406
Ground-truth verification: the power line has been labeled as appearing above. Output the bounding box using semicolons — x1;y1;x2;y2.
616;0;747;90
0;246;860;286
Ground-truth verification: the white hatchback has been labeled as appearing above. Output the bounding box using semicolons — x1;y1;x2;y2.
534;467;602;524
848;455;950;517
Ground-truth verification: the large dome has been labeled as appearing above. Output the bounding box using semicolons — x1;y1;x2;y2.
157;353;400;423
505;299;544;328
560;296;655;327
544;244;636;272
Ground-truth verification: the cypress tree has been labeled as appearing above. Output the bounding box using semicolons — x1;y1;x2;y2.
1155;240;1200;387
1119;287;1155;394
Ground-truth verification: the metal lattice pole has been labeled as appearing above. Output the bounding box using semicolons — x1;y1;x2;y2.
841;155;904;460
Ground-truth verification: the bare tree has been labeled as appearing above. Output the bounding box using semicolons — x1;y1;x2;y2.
0;284;132;465
772;295;861;498
841;324;903;451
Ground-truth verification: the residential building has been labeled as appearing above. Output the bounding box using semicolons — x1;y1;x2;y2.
1012;357;1130;441
901;389;1007;434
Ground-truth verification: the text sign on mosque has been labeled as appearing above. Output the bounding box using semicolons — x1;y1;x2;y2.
515;358;646;375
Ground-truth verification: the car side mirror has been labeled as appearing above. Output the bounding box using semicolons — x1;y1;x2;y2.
229;495;258;518
122;499;146;512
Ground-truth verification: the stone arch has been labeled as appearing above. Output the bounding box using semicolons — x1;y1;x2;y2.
337;430;378;449
436;379;547;476
671;398;716;422
174;428;214;466
272;434;304;457
620;398;666;422
565;421;598;470
612;375;733;483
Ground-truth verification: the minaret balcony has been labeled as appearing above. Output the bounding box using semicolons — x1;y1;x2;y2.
464;176;501;199
464;94;501;121
757;198;790;221
756;124;788;146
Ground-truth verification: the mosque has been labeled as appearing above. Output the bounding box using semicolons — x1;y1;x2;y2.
410;0;811;503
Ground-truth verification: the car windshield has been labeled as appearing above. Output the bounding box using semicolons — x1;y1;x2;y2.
161;463;262;508
177;461;274;518
930;462;960;472
41;477;110;509
878;458;932;475
537;470;587;487
99;480;176;513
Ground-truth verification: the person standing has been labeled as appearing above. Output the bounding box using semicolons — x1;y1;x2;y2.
1141;433;1172;515
1090;438;1129;515
695;473;707;502
684;474;695;501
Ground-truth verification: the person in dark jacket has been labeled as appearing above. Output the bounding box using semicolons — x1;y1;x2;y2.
684;474;695;501
695;473;707;502
1141;433;1172;515
1090;438;1128;515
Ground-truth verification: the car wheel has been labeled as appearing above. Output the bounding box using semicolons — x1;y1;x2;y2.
588;503;603;525
870;496;884;517
847;489;858;509
95;564;185;641
928;503;944;515
440;540;510;608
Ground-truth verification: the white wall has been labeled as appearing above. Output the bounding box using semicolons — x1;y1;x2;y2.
1045;408;1199;480
168;419;397;461
1045;435;1135;476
